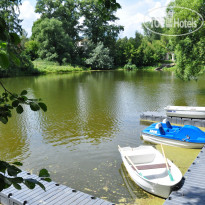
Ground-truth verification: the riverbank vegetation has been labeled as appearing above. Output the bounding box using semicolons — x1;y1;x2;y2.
0;0;204;80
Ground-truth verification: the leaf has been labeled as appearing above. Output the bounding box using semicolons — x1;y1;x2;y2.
3;177;12;185
9;33;20;45
7;165;21;176
0;161;8;173
42;177;51;182
12;100;19;107
0;117;8;124
19;96;28;102
10;177;23;184
9;52;20;66
38;102;47;112
36;181;46;191
0;179;5;191
12;162;23;166
30;102;40;111
20;90;27;96
16;105;23;114
39;169;50;178
13;183;21;190
0;42;7;49
0;52;9;69
24;179;36;189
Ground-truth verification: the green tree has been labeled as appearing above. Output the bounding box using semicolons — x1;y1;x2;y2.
142;20;162;41
167;0;205;80
35;0;80;41
86;42;113;69
136;39;166;66
0;0;34;76
115;37;129;66
32;18;73;65
25;40;40;61
115;32;143;66
80;0;123;48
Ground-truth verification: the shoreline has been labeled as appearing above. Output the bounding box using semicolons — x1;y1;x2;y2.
0;60;176;78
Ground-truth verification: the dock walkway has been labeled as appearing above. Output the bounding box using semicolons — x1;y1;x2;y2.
0;171;113;205
140;112;205;127
164;146;205;205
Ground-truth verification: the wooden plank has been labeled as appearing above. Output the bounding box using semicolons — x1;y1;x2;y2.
78;196;104;205
44;188;74;205
36;186;74;204
0;171;113;205
28;183;67;204
14;181;58;203
32;186;70;204
135;163;169;170
51;190;84;205
67;193;92;205
52;191;83;205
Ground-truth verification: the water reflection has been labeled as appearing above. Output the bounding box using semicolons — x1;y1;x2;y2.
0;71;205;204
119;164;149;201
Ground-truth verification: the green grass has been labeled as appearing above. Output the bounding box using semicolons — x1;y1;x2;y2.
33;60;90;74
33;59;176;75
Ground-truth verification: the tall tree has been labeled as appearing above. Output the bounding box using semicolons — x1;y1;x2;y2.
35;0;80;41
167;0;205;80
80;0;124;48
86;42;113;69
0;0;34;75
32;18;73;65
142;20;162;41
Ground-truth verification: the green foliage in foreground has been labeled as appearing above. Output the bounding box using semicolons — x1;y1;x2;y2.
0;85;51;191
0;1;51;191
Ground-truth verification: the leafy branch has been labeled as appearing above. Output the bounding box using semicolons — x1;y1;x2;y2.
0;81;47;124
0;161;51;191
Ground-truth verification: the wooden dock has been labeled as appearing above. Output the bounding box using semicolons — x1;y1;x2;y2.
140;112;205;127
0;171;114;205
164;145;205;205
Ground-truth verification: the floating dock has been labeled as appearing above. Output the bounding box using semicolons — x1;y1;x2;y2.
140;112;205;127
0;171;114;205
164;146;205;205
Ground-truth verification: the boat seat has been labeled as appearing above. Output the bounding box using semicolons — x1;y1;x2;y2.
135;163;170;170
166;121;172;129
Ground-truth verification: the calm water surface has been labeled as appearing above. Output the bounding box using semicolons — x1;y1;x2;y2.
0;71;205;204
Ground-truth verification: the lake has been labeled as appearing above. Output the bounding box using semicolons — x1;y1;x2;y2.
0;70;204;204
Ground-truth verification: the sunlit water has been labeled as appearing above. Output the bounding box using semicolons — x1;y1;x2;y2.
0;70;205;204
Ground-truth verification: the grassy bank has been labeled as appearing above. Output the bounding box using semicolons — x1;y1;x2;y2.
34;60;176;74
33;60;91;74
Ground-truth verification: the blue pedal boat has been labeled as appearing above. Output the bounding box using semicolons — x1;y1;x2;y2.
141;120;205;148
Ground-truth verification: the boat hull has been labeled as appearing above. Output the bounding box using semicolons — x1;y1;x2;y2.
121;154;174;198
166;110;205;119
142;133;204;149
165;106;205;118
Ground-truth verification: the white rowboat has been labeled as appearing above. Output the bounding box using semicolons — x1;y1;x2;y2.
118;145;182;198
165;106;205;118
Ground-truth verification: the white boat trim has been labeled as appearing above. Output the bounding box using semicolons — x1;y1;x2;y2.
164;106;205;119
142;133;204;149
165;106;205;112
